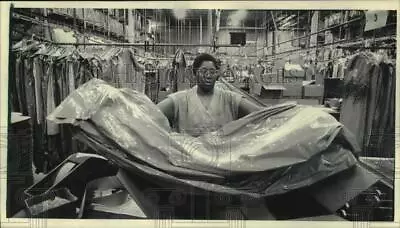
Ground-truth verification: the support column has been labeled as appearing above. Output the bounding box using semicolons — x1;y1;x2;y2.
200;16;203;44
127;9;135;43
208;9;213;44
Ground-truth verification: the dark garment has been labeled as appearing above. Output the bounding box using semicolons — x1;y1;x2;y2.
33;57;44;124
367;63;396;157
341;53;396;158
15;55;28;115
40;57;50;173
168;69;178;93
9;53;20;112
32;57;46;173
158;68;167;89
176;67;189;91
24;58;37;121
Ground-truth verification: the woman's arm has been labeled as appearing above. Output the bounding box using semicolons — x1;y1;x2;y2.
238;98;263;118
157;97;175;125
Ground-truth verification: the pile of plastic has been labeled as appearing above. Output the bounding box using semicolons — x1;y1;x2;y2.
48;79;360;198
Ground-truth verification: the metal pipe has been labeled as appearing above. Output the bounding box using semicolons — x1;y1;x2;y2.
42;8;52;40
168;16;171;54
164;15;167;55
270;11;278;32
208;9;213;44
265;16;363;49
189;20;192;44
200;16;203;44
47;42;243;47
218;27;267;30
264;35;395;60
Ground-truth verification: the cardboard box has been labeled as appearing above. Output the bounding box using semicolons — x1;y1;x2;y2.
24;153;118;200
283;84;303;97
304;85;324;97
79;172;149;219
25;188;78;218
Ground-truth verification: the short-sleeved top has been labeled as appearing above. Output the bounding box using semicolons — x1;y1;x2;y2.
168;85;243;137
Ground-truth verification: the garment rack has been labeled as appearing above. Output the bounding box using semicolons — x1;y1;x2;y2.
263;16;364;51
264;36;396;61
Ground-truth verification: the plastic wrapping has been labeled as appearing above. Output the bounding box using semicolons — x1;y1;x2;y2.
48;79;360;197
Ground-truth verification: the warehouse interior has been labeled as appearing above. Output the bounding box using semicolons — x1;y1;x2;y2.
7;7;396;221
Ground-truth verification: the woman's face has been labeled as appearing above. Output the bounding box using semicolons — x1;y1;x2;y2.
196;61;218;91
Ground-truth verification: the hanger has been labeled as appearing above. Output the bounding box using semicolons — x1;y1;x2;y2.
12;38;28;51
44;45;57;57
19;34;39;53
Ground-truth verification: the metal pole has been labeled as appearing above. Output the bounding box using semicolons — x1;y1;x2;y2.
133;9;136;43
181;19;183;44
264;11;267;57
200;15;203;44
42;8;51;40
270;11;278;32
315;10;319;65
123;9;127;42
177;19;179;44
83;9;86;48
307;10;311;49
255;16;257;57
208;9;213;44
264;35;395;60
46;42;242;47
263;12;269;57
183;18;186;45
107;9;110;39
168;16;171;54
339;11;343;41
164;16;167;55
189;20;191;44
272;29;276;56
297;10;300;47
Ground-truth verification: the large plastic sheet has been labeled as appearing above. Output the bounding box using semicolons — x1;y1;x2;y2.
48;79;360;197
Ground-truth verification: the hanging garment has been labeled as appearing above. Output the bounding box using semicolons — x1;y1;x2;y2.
144;70;159;103
158;68;168;89
340;54;371;149
30;46;51;122
48;78;359;198
337;58;346;79
23;58;37;125
176;66;189;91
31;56;47;173
339;52;393;156
366;61;396;157
304;64;315;81
45;57;62;171
67;59;76;93
332;61;339;78
168;68;178;93
46;61;60;136
9;53;20;112
15;55;28;115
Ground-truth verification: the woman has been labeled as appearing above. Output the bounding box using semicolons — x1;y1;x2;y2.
157;53;268;217
158;53;261;137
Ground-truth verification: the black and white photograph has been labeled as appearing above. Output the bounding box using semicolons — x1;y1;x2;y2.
0;1;398;225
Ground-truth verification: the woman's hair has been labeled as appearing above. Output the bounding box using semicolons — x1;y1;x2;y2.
192;53;220;74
